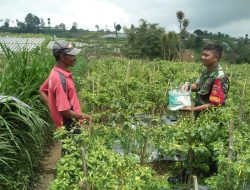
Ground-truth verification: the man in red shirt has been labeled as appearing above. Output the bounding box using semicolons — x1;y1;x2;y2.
39;40;89;130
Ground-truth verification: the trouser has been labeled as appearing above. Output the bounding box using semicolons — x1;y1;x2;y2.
61;118;81;156
63;117;81;134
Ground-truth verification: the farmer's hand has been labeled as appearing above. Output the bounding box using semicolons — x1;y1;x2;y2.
79;114;91;123
83;114;91;121
181;106;192;111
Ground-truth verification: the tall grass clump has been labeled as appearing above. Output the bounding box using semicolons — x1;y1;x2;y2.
0;43;54;189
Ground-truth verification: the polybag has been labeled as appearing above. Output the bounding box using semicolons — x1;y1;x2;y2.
168;82;191;111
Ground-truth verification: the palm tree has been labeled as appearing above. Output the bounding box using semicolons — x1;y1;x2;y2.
245;34;248;44
176;10;189;61
95;24;99;31
115;24;121;38
47;18;50;28
182;19;189;31
176;11;184;32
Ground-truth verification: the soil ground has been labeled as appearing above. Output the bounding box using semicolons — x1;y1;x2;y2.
34;141;61;190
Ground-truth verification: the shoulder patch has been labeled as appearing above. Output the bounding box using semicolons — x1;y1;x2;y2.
209;79;225;105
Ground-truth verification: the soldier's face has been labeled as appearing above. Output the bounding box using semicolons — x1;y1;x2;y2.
202;50;218;67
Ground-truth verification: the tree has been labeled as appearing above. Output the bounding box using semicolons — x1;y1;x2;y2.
40;18;45;28
25;13;40;30
4;18;10;27
236;41;250;63
182;19;189;30
95;24;99;31
176;11;184;32
194;29;204;36
114;23;121;38
176;10;189;60
0;19;3;27
161;34;167;60
16;19;25;29
47;18;51;28
245;34;248;44
161;32;179;60
59;23;66;30
125;19;165;59
70;22;78;32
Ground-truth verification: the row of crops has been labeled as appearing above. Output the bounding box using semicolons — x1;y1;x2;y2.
49;58;250;189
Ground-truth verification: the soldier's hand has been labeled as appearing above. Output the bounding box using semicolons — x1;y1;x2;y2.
181;106;192;111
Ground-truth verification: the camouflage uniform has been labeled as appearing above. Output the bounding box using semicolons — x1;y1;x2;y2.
195;64;229;107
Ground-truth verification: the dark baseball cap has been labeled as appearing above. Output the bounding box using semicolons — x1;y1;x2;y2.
52;40;81;56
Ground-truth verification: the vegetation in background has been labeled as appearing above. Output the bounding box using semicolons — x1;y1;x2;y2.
124;19;165;59
176;10;189;59
1;11;250;63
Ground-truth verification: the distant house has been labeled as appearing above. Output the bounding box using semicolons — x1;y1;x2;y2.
101;33;127;39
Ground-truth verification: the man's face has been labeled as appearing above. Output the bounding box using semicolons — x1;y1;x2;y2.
61;54;76;67
201;50;218;67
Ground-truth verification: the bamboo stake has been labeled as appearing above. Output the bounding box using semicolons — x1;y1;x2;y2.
238;79;246;126
228;119;234;160
81;147;90;190
193;175;198;190
92;77;95;113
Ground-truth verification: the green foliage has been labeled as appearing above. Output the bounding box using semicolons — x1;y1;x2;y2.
79;57;199;117
161;32;179;60
25;13;40;32
73;57;249;188
236;42;250;63
50;127;171;190
124;19;165;59
0;43;53;104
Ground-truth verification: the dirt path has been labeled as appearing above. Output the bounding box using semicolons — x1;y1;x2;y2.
35;141;61;190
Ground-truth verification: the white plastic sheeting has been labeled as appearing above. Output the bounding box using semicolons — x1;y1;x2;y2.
0;36;45;54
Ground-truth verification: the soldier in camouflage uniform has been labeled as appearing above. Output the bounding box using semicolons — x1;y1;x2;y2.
182;44;229;112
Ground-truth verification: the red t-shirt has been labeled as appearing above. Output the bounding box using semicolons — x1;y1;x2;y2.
39;66;81;128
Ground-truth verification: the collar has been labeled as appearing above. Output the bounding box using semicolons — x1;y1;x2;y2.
53;66;72;78
204;64;220;78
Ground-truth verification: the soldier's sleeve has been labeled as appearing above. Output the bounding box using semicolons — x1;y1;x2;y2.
209;77;229;105
196;69;206;89
220;77;229;97
195;76;201;89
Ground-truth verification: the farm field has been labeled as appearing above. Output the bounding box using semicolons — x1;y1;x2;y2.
50;58;250;190
0;37;249;189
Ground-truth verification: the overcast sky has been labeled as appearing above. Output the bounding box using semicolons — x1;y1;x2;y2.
0;0;249;38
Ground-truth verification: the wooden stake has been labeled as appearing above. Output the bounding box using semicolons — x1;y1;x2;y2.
81;147;90;190
193;175;198;190
238;79;246;126
228;119;234;160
